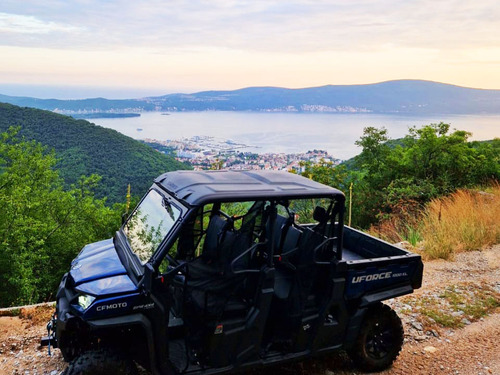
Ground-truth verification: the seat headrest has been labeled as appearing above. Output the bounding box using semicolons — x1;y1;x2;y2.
313;206;328;223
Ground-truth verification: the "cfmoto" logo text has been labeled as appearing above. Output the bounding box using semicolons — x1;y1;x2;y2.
96;302;128;311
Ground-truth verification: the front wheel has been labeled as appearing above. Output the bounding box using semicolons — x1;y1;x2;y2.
62;349;138;375
348;303;404;372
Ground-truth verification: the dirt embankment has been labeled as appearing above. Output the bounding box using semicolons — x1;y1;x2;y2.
0;245;499;375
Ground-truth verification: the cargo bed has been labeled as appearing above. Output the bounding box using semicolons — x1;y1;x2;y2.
340;226;423;301
342;226;408;262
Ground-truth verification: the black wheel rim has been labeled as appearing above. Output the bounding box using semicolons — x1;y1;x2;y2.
365;321;395;360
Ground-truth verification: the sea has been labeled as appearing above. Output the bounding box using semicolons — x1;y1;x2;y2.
93;112;500;160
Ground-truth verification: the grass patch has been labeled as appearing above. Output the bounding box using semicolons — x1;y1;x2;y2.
420;307;458;328
405;224;423;247
403;282;500;329
369;184;500;260
421;185;500;259
441;285;500;320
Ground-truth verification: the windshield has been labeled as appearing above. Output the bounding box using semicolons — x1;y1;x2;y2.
123;189;181;264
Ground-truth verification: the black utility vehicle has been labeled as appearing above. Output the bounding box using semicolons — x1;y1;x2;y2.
43;170;423;374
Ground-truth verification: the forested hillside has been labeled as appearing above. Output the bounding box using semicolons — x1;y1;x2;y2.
0;94;155;112
0;103;187;203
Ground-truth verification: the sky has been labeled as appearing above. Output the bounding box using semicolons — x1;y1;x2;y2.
1;0;500;98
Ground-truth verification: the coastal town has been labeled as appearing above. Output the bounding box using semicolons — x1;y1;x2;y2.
143;135;340;171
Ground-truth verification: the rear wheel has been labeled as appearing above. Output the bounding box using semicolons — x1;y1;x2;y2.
348;303;404;372
63;349;138;375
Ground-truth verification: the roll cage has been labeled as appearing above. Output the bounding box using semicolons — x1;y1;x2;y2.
151;170;346;272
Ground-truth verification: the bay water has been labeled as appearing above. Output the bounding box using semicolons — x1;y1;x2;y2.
94;112;500;160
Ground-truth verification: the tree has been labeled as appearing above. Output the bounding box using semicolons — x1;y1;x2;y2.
354;127;391;178
0;128;121;306
300;159;349;190
351;123;499;227
303;124;500;229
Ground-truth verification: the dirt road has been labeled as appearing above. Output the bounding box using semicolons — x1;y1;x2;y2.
1;245;499;375
381;245;500;375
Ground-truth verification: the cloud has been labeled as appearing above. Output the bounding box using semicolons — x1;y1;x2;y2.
0;0;499;53
0;12;82;35
1;0;499;91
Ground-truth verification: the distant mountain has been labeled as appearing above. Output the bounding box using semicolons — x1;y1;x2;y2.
0;103;188;203
147;80;500;114
1;80;500;114
0;94;156;113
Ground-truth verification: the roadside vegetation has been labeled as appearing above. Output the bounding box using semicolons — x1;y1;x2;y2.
0;128;124;307
370;185;500;259
420;186;499;259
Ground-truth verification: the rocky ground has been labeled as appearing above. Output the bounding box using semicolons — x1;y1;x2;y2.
0;307;64;375
1;245;499;375
378;244;500;375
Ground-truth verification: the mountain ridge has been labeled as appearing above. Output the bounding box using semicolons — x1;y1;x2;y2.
1;80;500;115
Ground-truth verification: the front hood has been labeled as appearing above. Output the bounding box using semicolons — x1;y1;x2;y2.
70;238;138;295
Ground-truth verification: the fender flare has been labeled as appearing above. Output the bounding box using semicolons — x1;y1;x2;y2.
343;306;368;351
343;284;412;350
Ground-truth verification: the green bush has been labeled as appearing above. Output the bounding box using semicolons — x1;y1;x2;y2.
0;128;122;307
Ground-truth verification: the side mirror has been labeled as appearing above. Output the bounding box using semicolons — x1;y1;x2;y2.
143;263;154;294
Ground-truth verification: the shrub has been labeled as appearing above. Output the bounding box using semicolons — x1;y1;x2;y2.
368;200;424;247
368;184;499;260
421;184;500;259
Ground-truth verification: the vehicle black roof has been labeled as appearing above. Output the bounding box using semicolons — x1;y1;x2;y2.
155;170;345;206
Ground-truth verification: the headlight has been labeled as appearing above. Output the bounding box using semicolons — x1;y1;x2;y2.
78;294;96;310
